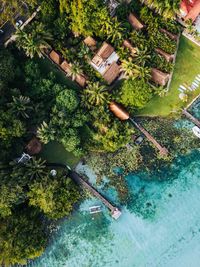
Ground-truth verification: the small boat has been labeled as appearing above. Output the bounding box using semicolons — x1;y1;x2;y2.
135;135;144;145
192;126;200;138
89;205;102;214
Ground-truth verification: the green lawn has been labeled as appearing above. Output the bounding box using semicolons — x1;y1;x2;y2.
40;141;80;168
137;36;200;117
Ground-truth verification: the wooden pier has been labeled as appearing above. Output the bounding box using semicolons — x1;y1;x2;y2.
130;119;169;156
108;102;169;156
182;109;200;128
70;171;121;220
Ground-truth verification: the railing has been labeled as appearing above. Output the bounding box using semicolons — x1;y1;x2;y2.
70;171;121;219
182;109;200;128
130;118;169;156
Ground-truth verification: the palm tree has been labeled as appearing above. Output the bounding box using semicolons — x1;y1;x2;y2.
77;44;92;60
37;121;55;144
67;62;83;81
24;157;48;180
137;66;151;81
16;27;52;58
7;95;33;119
107;17;124;44
142;0;180;19
121;58;151;81
121;58;137;79
9;157;48;184
186;19;196;35
81;82;110;108
134;47;151;66
100;18;113;37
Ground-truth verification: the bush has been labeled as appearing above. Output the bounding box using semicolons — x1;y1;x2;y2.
117;79;153;110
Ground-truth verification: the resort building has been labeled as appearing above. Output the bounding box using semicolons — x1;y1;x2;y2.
83;36;97;51
128;13;144;30
48;49;87;87
155;48;174;62
123;39;137;55
109;101;130;120
60;60;71;73
90;42;121;84
151;68;170;86
75;74;87;88
180;0;200;22
49;50;62;65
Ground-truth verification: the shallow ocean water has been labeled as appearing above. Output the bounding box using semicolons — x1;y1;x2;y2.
30;104;200;267
29;149;200;267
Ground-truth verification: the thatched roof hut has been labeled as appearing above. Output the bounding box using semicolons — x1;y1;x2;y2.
151;68;170;86
26;137;42;155
123;39;137;55
155;48;174;62
109;101;130;120
75;74;87;87
49;50;62;65
160;28;178;41
128;13;144;30
60;60;71;74
83;36;97;50
103;62;121;85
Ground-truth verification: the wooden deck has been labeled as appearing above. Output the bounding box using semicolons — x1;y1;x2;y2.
182;109;200;128
130;119;169;156
70;171;121;219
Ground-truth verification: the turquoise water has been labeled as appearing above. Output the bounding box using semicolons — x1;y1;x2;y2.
29;149;200;267
29;107;200;267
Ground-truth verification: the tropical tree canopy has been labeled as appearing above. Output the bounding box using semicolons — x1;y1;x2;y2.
28;175;80;219
0;207;47;266
121;58;151;81
16;23;52;58
141;0;181;19
59;0;111;36
56;89;79;112
81;82;110;108
118;78;153;109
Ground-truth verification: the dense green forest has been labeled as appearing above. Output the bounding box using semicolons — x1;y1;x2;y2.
0;0;196;265
0;47;82;265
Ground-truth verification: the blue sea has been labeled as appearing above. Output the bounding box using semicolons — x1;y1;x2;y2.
29;105;200;267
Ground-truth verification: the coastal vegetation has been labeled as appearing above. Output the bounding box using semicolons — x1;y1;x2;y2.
140;0;181;19
0;47;82;265
0;0;200;265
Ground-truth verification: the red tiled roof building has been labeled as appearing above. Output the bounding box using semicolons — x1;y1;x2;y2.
180;0;200;22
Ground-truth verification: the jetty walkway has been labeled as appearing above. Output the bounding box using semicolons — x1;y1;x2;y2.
70;171;121;220
109;102;169;156
182;109;200;128
130;119;169;156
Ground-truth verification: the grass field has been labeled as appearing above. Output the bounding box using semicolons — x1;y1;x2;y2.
138;36;200;117
40;141;80;168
